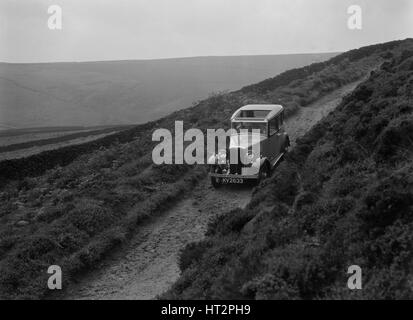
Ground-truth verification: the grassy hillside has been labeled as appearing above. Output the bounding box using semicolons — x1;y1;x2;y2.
0;39;410;299
164;43;413;300
0;53;337;129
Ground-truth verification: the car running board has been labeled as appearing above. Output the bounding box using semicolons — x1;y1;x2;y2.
270;152;285;168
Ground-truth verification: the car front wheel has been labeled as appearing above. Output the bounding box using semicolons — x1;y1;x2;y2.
257;163;270;185
210;167;222;188
211;177;221;188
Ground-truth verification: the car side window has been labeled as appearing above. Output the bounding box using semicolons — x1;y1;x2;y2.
269;116;279;136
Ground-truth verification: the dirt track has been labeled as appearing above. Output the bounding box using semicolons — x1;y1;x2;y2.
64;80;361;300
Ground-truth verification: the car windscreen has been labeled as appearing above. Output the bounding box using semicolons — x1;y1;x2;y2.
237;110;271;119
232;122;267;136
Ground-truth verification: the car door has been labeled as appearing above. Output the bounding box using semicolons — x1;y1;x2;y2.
267;115;282;161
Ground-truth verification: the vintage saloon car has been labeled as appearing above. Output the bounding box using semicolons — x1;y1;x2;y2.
208;104;290;187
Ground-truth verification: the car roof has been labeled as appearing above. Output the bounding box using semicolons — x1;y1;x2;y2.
231;104;284;122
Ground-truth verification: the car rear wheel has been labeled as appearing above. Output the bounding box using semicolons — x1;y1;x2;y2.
284;135;291;153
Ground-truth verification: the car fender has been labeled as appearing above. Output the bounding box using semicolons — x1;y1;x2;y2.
207;154;216;165
253;157;270;169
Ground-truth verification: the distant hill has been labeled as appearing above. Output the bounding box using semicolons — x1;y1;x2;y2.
0;53;337;128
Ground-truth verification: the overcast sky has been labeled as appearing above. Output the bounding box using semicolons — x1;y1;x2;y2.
0;0;412;62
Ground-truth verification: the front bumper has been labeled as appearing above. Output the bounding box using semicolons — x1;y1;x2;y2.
209;172;259;180
209;161;260;179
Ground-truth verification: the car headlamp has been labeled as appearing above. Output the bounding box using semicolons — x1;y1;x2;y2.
246;151;256;163
217;149;227;164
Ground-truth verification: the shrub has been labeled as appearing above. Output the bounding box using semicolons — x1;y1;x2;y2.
64;199;118;236
179;241;210;272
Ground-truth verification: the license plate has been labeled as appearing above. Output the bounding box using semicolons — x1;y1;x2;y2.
222;178;244;184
